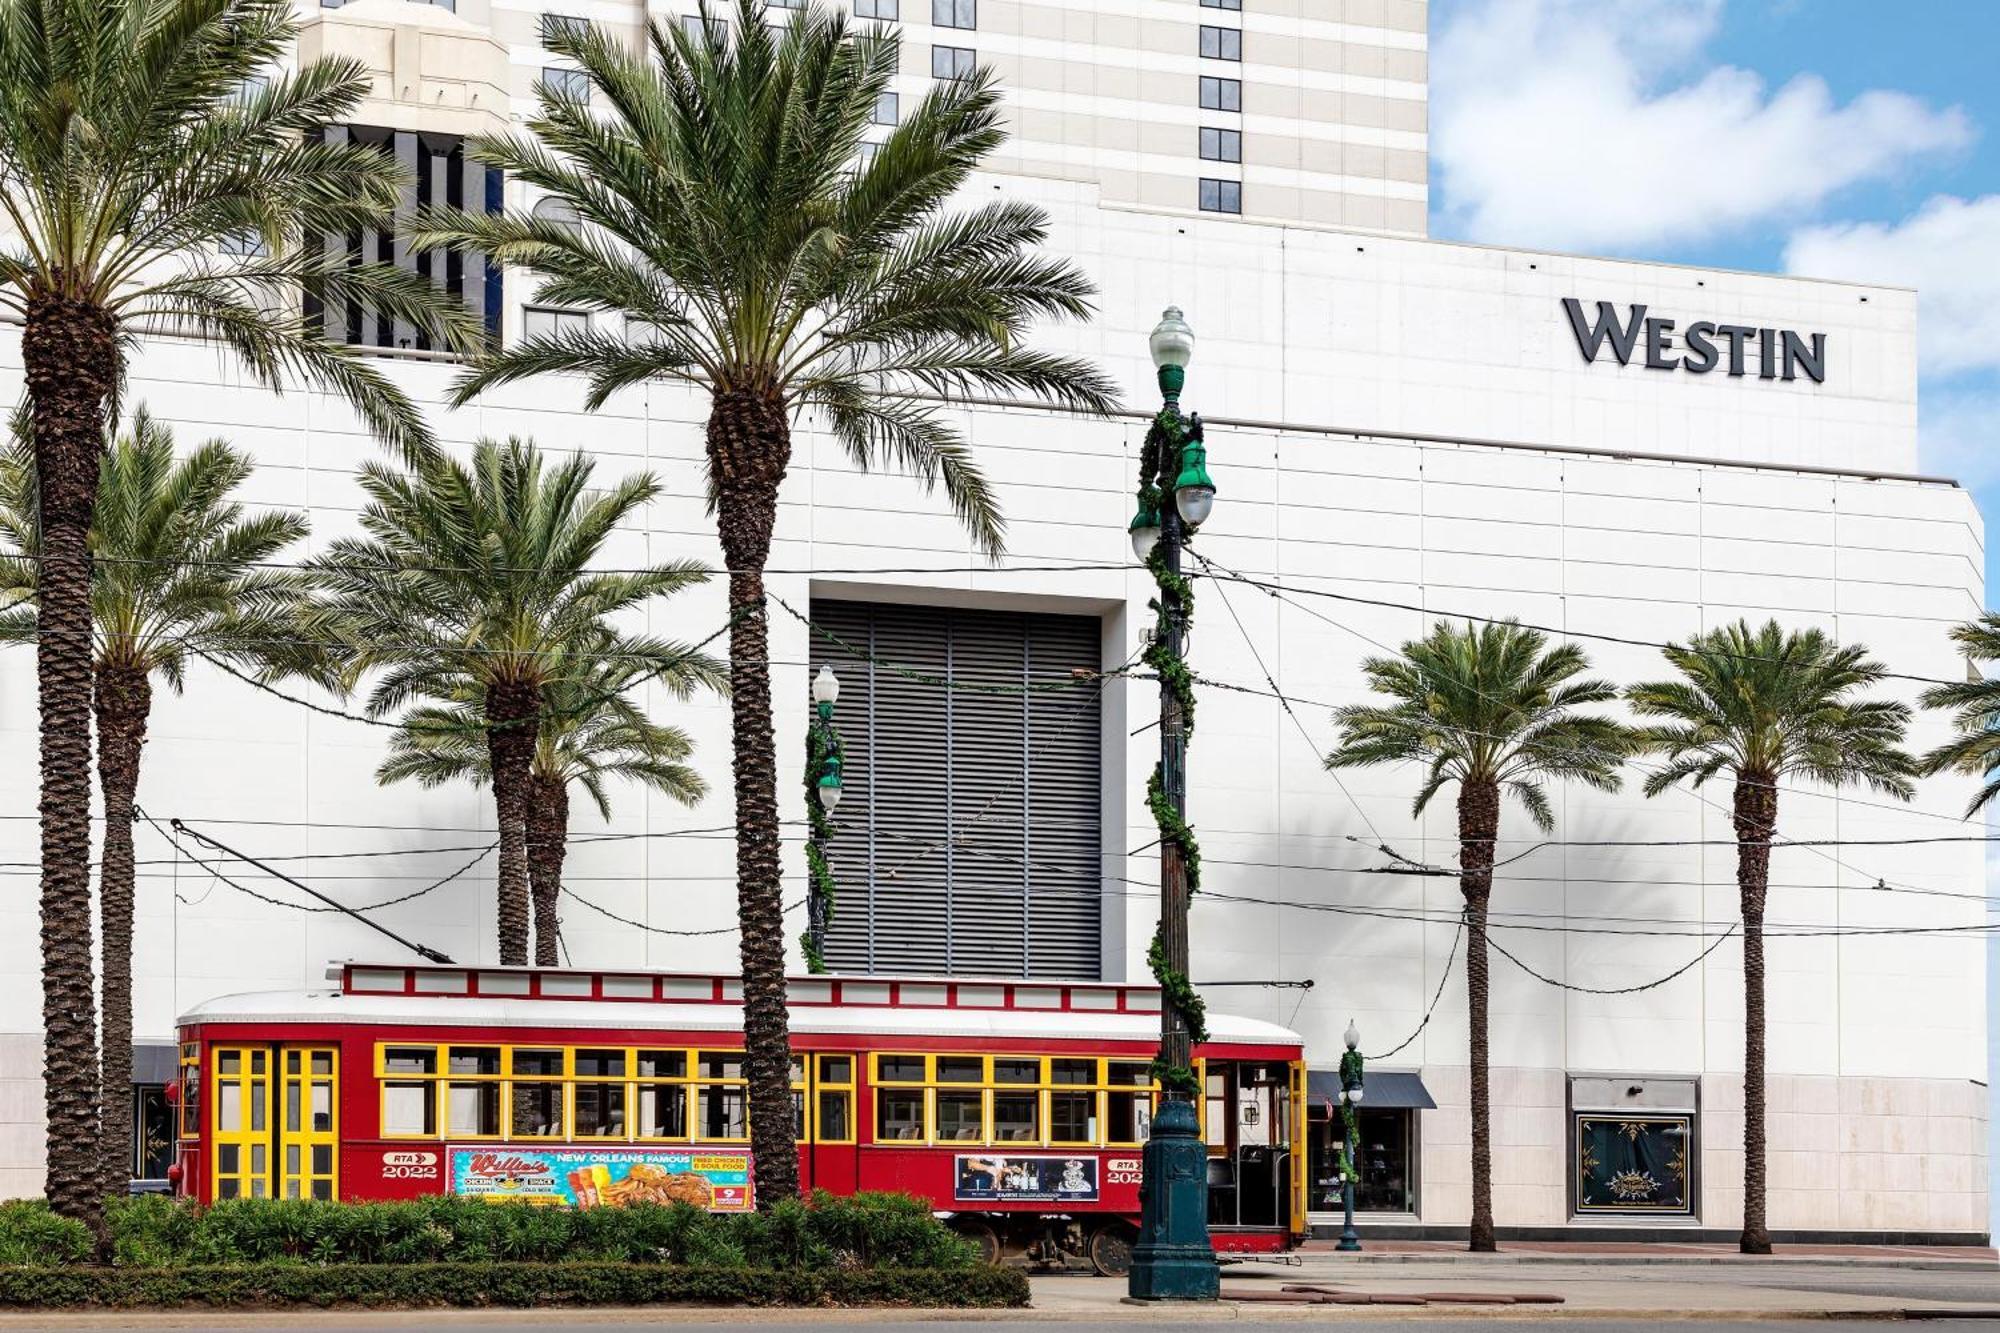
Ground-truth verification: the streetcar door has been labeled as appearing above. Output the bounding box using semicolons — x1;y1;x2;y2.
211;1045;272;1199
1203;1059;1293;1229
805;1053;859;1197
278;1047;339;1200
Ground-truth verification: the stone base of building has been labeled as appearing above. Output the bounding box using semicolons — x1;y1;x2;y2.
1307;1223;1993;1246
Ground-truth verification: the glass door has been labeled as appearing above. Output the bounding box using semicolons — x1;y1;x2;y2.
279;1047;339;1200
211;1046;271;1199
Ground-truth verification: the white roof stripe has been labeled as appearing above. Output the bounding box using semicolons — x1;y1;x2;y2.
180;990;1304;1048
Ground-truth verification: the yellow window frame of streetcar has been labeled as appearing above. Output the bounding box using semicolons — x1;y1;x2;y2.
868;1052;1162;1150
373;1041;757;1144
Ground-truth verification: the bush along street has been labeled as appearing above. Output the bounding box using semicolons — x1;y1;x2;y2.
0;1194;1026;1310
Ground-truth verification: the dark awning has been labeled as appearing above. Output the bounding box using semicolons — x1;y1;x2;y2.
1307;1069;1436;1110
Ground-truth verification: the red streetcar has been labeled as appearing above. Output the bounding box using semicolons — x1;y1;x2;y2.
170;961;1308;1273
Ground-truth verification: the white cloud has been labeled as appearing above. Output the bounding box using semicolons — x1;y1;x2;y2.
1432;0;1973;253
1785;195;2000;377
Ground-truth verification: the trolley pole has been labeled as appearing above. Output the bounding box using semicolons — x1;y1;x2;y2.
1128;308;1219;1301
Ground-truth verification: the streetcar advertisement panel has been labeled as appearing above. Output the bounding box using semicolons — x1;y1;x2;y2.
953;1154;1100;1203
449;1146;753;1210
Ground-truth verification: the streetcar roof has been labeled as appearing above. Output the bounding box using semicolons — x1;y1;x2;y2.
177;988;1305;1049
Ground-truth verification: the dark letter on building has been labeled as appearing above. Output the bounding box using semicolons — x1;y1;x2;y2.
1643;318;1679;370
1781;330;1826;383
1758;327;1778;380
1682;322;1719;373
1562;298;1647;366
1716;325;1756;376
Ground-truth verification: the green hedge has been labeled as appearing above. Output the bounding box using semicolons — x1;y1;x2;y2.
0;1262;1031;1310
3;1193;977;1271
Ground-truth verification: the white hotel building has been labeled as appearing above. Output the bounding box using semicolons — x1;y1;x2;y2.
0;0;1988;1241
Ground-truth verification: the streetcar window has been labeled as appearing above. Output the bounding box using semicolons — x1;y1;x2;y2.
638;1084;688;1139
817;1089;852;1142
512;1048;564;1077
877;1088;924;1140
698;1084;747;1139
1109;1061;1152;1086
877;1055;925;1083
993;1091;1038;1142
1050;1058;1094;1085
384;1081;435;1136
1051;1091;1095;1143
449;1047;500;1075
510;1051;565;1137
815;1055;855;1144
993;1058;1040;1084
789;1055;806;1082
384;1047;436;1075
638;1049;686;1078
937;1090;983;1141
699;1051;744;1080
576;1048;625;1077
1107;1089;1151;1144
178;1046;200;1138
447;1082;501;1136
936;1057;982;1084
575;1080;627;1138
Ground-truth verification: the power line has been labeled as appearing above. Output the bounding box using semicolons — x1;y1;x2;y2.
559;885;805;937
1363;912;1464;1062
1192;547;1394;852
1195;565;1980;691
1188;554;1959;909
1487;924;1739;995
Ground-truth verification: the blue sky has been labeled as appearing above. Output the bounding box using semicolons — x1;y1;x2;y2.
1427;0;2000;599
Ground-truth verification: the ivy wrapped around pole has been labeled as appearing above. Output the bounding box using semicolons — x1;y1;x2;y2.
1338;1044;1365;1185
1139;404;1207;1095
800;704;841;974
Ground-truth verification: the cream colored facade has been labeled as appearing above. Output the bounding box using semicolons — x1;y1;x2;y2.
316;0;1429;233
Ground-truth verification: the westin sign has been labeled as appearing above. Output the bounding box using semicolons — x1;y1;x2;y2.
1562;298;1827;384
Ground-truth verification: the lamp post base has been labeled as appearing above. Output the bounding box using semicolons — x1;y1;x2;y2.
1127;1097;1218;1301
1337;1180;1361;1252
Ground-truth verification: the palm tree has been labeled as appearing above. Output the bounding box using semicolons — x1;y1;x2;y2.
1628;619;1916;1254
311;437;716;966
1918;612;2000;815
0;0;473;1227
0;408;316;1200
377;655;713;964
1325;620;1632;1252
409;0;1114;1205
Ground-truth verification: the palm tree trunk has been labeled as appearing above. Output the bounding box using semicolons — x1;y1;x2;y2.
1458;779;1500;1253
93;663;150;1205
707;385;797;1208
23;290;116;1238
483;681;539;966
528;775;568;967
1734;773;1777;1255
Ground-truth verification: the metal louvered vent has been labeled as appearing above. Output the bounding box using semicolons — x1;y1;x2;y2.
810;599;1104;980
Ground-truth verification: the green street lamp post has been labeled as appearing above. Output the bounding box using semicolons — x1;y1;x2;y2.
1128;306;1221;1301
1337;1020;1366;1253
805;666;843;968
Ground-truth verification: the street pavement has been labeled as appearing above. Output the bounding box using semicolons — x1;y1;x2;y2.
5;1249;2000;1328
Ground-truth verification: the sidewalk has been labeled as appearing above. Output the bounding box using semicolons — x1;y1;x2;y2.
1303;1238;2000;1268
3;1249;1997;1326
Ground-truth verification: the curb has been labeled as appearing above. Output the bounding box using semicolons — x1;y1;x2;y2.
1331;1254;2000;1272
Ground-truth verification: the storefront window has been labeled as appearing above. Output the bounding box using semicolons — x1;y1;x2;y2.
133;1085;175;1181
1574;1115;1692;1215
1309;1106;1416;1214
